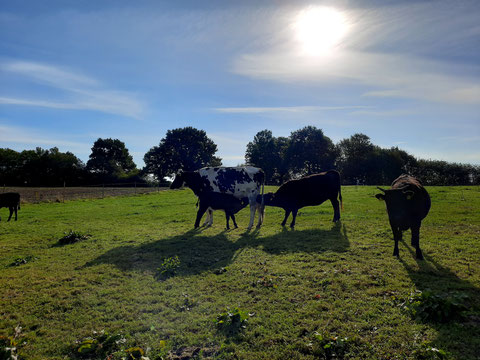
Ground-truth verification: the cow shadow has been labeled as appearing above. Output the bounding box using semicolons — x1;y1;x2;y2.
399;242;480;360
82;223;349;277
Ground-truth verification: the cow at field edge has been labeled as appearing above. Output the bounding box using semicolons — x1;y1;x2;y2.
376;174;431;260
0;192;21;222
170;166;265;229
195;192;249;229
261;170;342;229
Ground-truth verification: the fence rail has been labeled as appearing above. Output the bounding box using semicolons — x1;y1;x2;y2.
2;184;169;203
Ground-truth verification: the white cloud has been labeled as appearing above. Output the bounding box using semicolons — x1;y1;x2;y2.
0;61;145;118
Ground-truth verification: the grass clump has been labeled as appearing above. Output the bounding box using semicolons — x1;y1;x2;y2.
73;330;125;358
8;255;36;267
58;229;90;245
215;308;250;336
413;344;448;360
403;290;468;323
301;332;371;359
157;255;181;278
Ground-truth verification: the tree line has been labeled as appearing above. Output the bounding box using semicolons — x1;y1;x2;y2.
1;126;478;187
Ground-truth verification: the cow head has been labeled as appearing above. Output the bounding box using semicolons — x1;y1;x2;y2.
170;172;185;189
261;192;276;206
376;186;415;222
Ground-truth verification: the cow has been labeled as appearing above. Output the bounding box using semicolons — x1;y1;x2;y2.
195;192;249;229
261;170;342;229
375;174;431;260
0;192;21;222
170;166;265;229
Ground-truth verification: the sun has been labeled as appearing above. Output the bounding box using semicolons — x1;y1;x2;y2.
294;6;350;56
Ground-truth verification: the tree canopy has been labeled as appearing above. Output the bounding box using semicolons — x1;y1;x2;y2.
86;138;137;182
143;127;222;181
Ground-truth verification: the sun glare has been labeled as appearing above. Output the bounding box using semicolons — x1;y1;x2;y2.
294;6;349;56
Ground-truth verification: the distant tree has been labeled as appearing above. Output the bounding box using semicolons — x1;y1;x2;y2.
245;130;290;184
0;147;85;186
337;133;376;184
0;148;21;185
286;126;338;177
86;138;137;182
143;127;221;181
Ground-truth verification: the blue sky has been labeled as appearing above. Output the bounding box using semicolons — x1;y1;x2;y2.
1;0;479;167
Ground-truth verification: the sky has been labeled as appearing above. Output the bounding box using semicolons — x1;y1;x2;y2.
1;0;479;168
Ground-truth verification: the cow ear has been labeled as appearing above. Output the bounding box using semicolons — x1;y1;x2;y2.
403;190;414;200
375;193;385;201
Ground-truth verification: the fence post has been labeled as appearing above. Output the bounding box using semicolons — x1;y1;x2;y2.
63;181;66;203
102;184;105;198
134;181;137;195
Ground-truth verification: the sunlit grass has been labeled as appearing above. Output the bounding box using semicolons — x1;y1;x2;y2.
1;186;479;359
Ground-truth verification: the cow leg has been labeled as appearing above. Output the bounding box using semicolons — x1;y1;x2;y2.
225;212;231;230
7;207;14;222
411;223;424;260
290;209;298;229
247;202;256;230
255;203;264;228
195;206;208;228
230;213;238;229
330;197;340;222
281;210;291;226
14;206;18;221
203;208;213;227
391;226;402;257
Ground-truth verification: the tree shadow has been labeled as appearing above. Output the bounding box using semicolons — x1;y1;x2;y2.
82;223;349;277
399;242;480;360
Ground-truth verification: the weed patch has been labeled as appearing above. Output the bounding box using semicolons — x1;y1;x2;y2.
57;229;91;245
402;290;468;323
157;255;181;279
216;308;251;336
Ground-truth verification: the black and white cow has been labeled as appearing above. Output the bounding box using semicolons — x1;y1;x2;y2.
170;166;265;229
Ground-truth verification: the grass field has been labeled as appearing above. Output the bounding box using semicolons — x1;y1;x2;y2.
1;186;479;359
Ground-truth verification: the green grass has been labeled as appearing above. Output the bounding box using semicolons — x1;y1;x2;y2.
1;186;479;359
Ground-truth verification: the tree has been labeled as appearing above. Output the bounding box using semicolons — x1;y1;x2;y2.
143;127;221;181
337;133;377;184
286;126;338;176
86;138;137;182
245;130;289;184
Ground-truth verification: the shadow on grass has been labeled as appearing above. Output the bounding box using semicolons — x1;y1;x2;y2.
83;223;349;277
399;243;480;360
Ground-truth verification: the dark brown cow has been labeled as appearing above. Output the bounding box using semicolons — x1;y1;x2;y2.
262;170;343;229
376;174;431;259
0;192;21;222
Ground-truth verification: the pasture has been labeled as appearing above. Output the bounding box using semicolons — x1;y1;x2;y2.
1;186;479;359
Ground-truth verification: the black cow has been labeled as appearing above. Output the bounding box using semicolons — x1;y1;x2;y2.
0;192;21;222
262;170;343;229
195;192;249;229
376;174;431;260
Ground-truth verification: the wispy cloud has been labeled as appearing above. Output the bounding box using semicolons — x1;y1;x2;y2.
231;2;480;106
0;124;90;155
213;105;371;114
1;61;145;118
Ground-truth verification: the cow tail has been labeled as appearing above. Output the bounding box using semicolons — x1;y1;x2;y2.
339;186;343;211
337;171;343;211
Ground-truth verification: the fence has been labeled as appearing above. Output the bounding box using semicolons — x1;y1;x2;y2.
2;183;170;203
